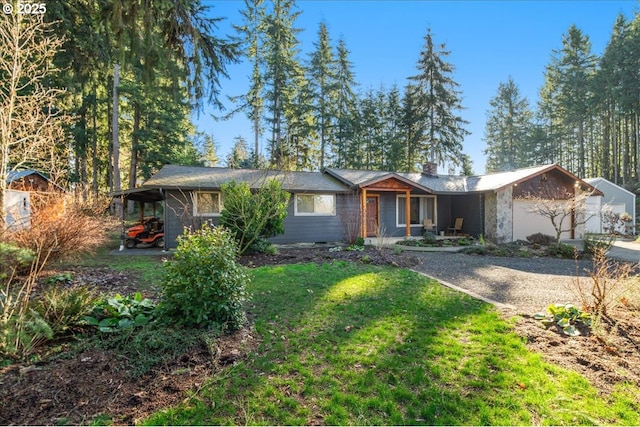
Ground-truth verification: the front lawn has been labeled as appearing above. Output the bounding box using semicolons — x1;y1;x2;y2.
145;262;640;425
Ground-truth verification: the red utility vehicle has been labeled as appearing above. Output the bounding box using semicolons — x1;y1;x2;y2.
125;217;164;249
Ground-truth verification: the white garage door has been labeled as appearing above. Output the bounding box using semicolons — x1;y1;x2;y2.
585;196;602;234
512;199;572;241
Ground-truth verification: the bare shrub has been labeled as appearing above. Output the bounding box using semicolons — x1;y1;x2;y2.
572;248;637;316
1;195;112;358
4;194;113;265
374;224;389;251
339;195;361;245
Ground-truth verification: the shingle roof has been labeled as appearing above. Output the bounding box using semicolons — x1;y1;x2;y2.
141;163;596;196
143;165;350;193
327;164;585;194
465;164;556;192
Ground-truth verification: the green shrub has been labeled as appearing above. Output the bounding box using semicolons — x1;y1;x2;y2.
0;243;34;279
87;324;208;378
461;245;487;255
355;236;365;247
220;179;289;255
1;308;53;359
457;237;472;246
160;224;249;330
423;231;436;242
545;242;576;258
526;233;556;246
534;303;591;336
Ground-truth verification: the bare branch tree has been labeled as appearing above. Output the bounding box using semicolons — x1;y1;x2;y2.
0;13;68;223
520;188;595;243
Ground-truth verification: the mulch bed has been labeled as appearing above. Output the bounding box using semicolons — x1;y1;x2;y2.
1;247;639;425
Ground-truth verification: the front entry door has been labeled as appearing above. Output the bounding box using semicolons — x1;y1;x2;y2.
366;196;379;237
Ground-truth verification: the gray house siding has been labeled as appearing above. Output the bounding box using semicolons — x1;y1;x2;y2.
379;193;402;237
270;193;356;244
379;191;437;237
164;189;356;247
164;190;219;248
451;194;484;237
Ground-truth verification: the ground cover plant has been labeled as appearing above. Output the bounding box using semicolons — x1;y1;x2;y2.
145;263;640;426
396;235;474;248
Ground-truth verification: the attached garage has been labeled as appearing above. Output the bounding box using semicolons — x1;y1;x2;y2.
512;199;572;241
480;165;601;243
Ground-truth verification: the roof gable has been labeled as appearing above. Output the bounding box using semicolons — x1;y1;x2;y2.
584;177;636;198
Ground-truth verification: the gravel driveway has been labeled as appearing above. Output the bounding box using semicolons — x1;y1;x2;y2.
411;252;594;314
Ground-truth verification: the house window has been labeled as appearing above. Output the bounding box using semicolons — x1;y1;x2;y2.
396;195;436;227
194;191;222;216
294;194;336;216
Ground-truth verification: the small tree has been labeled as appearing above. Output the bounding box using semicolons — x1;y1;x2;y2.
219;178;290;255
0;13;68;219
522;189;594;244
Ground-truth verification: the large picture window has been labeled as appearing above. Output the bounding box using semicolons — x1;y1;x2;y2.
194;191;221;216
294;194;336;216
396;195;436;227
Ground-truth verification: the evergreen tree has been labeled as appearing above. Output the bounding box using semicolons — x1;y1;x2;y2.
262;0;304;168
332;38;358;168
539;25;596;177
233;0;266;166
227;136;251;168
483;77;534;172
409;28;469;167
384;84;406;171
401;84;427;172
308;22;339;169
196;133;219;167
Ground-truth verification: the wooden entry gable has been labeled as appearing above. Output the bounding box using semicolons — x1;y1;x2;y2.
359;175;429;238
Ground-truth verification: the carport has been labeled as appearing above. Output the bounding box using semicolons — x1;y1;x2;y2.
111;187;166;249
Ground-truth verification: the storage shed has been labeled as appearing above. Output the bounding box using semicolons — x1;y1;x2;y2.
584;177;636;234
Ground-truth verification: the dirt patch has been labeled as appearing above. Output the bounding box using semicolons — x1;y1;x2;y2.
0;328;258;425
238;246;420;268
1;247;639;425
511;308;640;395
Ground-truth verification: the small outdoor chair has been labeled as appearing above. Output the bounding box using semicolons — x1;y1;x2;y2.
447;217;463;235
423;218;436;234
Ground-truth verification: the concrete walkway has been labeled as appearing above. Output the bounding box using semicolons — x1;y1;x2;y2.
563;238;640;263
607;239;640;263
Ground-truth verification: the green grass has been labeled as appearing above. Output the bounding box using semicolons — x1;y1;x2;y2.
143;262;639;425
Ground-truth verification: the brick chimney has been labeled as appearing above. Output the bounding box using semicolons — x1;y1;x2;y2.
422;162;438;177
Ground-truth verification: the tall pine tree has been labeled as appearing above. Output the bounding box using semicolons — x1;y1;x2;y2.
409;28;469;167
483;77;534;172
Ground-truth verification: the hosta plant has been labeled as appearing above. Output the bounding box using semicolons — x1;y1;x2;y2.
534;303;591;336
84;292;156;333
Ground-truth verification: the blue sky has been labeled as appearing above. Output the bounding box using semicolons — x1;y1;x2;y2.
197;0;638;174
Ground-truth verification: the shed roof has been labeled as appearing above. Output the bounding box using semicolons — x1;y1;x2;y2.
584;177;636;198
143;165;350;193
6;169;50;183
